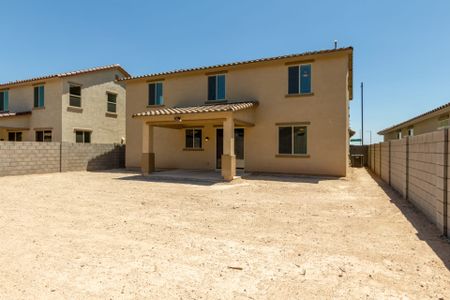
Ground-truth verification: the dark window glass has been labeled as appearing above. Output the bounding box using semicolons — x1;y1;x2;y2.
288;66;299;94
293;126;307;154
34;86;39;107
69;85;81;96
107;93;117;113
75;131;91;143
75;131;84;143
70;96;81;107
0;91;7;111
36;131;43;142
34;86;45;108
185;129;194;148
185;129;202;148
43;131;52;142
84;132;91;143
193;129;202;148
36;130;52;142
0;92;4;111
217;75;225;100
148;83;163;105
278;127;292;154
9;132;22;142
69;85;81;107
300;65;311;94
148;83;156;105
155;83;163;105
208;76;216;100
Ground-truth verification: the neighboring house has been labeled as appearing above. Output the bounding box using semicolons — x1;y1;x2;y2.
0;65;129;143
122;47;353;180
379;101;450;141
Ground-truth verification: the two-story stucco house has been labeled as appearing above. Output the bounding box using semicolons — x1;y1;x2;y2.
0;65;129;143
123;47;353;180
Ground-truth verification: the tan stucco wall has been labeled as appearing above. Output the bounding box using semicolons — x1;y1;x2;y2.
126;52;351;176
0;78;62;141
61;70;126;143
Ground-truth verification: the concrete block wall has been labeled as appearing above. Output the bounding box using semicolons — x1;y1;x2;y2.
0;142;125;177
368;130;449;237
390;139;407;197
0;142;60;176
380;142;390;182
61;143;125;172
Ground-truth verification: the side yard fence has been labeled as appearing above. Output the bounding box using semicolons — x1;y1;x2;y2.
368;130;449;238
0;142;125;177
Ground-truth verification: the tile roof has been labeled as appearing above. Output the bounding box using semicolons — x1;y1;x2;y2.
0;111;32;118
133;101;258;118
378;101;450;134
0;64;130;89
120;47;353;82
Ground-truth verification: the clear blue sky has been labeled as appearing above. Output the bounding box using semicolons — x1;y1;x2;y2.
1;0;450;143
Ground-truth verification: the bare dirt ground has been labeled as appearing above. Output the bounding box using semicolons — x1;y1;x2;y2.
0;168;449;299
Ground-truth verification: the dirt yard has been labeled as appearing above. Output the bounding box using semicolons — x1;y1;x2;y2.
0;168;449;299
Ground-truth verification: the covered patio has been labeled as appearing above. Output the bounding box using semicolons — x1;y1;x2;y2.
132;101;258;181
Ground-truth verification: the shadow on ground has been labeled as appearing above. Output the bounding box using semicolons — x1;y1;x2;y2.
367;169;450;270
242;173;342;184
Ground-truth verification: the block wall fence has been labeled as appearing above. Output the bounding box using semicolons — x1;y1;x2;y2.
368;130;449;238
0;142;125;177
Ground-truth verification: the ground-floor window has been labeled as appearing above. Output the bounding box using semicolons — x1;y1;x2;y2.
185;128;202;149
35;130;52;142
8;131;22;141
278;126;307;155
75;130;91;143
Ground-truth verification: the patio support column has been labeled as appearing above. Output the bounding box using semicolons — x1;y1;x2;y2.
141;122;155;175
221;116;236;181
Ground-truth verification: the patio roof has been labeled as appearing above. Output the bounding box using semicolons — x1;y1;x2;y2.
0;111;32;118
132;101;258;118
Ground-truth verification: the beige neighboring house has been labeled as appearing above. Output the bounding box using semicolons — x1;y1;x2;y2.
122;47;353;180
379;101;450;141
0;65;129;143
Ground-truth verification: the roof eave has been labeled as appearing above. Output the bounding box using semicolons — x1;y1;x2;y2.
119;47;353;83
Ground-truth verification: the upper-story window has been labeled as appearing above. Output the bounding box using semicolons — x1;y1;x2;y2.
407;127;414;136
0;90;9;112
288;64;312;95
69;84;82;107
397;130;402;139
148;82;163;106
34;85;45;108
208;74;226;101
107;92;117;113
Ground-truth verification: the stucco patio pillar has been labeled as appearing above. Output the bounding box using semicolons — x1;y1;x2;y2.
141;122;155;175
221;116;236;181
